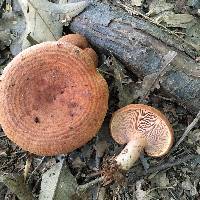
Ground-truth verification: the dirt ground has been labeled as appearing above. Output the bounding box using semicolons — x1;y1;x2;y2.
0;0;200;199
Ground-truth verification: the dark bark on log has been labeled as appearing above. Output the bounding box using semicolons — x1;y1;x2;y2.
70;3;200;114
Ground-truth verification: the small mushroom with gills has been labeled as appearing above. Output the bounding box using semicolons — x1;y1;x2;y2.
110;104;174;170
0;34;109;156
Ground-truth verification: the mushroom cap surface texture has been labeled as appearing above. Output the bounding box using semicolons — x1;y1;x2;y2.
58;34;89;49
110;104;173;157
0;37;109;156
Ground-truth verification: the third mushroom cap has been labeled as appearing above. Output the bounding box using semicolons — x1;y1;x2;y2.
110;104;174;170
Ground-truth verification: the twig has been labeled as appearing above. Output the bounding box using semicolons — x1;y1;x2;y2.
152;94;175;102
0;153;26;170
85;171;101;180
27;156;45;184
32;177;42;194
24;155;32;180
147;186;173;194
82;155;199;188
0;135;6;138
0;131;5;137
170;110;200;154
78;154;196;191
77;177;104;193
143;51;177;98
96;186;106;200
128;154;199;184
168;189;179;200
145;154;199;175
97;68;114;76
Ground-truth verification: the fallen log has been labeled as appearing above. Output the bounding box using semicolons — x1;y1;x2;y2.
70;2;200;114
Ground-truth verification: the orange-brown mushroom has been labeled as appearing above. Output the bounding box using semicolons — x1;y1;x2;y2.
0;34;109;156
110;104;173;170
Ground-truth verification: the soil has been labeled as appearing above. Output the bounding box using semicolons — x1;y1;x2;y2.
0;0;200;199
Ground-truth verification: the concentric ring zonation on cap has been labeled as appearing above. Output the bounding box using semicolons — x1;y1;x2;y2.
0;41;108;155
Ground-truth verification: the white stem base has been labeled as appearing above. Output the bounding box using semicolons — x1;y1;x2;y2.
115;137;146;170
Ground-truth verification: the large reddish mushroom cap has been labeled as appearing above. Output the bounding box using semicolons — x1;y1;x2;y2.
110;104;173;157
0;37;109;156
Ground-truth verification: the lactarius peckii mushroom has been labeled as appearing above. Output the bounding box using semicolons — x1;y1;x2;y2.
110;104;173;170
0;34;109;156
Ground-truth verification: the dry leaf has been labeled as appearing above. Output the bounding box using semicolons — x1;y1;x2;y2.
163;14;194;28
139;51;177;99
0;174;34;200
181;178;197;196
71;157;85;168
154;173;169;187
24;156;32;180
39;160;78;200
185;22;200;48
147;0;173;17
142;73;160;92
131;0;143;7
135;180;150;200
108;56;135;107
94;140;108;158
187;129;200;143
0;10;25;53
187;0;200;9
18;0;88;49
196;146;200;154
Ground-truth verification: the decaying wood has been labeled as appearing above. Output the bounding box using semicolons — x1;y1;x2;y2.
70;3;200;114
